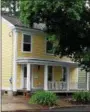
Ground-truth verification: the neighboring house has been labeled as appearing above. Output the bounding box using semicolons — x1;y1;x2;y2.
2;14;90;94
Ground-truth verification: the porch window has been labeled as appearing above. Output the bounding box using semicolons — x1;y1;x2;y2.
48;66;53;81
23;34;31;52
46;38;53;54
62;67;67;81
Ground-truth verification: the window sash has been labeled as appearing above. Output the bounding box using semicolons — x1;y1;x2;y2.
23;34;31;52
46;40;53;54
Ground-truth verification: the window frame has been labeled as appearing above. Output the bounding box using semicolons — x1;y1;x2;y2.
22;33;32;53
45;37;54;55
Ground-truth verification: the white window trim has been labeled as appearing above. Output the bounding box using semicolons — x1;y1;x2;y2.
22;33;32;53
45;37;54;55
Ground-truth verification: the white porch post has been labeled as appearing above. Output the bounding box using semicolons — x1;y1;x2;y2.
13;30;18;91
27;63;31;91
44;65;48;90
67;67;70;91
86;72;89;91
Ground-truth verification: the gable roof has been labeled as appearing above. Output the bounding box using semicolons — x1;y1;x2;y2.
2;14;46;31
2;14;27;28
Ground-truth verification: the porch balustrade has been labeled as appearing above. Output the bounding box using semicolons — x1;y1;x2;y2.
48;81;87;91
48;81;67;90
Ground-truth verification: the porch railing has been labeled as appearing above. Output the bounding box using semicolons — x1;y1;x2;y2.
48;81;87;91
48;81;67;90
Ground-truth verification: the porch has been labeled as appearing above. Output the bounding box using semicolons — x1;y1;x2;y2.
13;58;90;92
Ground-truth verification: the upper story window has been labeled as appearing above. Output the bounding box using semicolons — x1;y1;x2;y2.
46;38;53;54
23;34;31;52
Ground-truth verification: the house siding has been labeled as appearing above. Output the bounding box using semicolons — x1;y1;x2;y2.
2;19;13;89
17;65;21;89
78;68;87;89
17;31;71;62
53;66;62;81
69;67;78;89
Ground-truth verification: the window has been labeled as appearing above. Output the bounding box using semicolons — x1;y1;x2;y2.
62;67;67;81
48;66;53;81
23;34;31;52
46;38;53;54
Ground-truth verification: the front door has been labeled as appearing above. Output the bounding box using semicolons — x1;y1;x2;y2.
32;65;44;89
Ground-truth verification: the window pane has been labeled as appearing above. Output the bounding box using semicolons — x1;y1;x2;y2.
23;43;31;51
24;34;31;43
47;41;53;53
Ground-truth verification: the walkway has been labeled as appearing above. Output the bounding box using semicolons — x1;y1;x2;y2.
1;94;42;111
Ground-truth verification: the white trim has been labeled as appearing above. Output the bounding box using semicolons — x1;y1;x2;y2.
15;26;46;35
2;87;12;91
44;65;48;90
31;65;34;89
27;63;31;91
17;57;77;65
77;67;79;89
2;17;14;28
67;67;70;91
12;30;18;91
87;72;89;90
22;33;32;53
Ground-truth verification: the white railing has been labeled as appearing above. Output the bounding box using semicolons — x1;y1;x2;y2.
48;81;67;90
48;81;87;91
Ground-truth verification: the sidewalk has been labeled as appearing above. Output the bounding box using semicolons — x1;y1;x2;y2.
1;94;43;111
1;94;90;112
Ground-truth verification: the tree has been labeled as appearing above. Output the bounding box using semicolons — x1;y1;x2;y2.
1;0;20;16
20;0;90;71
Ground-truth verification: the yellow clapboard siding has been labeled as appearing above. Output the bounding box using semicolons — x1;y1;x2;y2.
17;32;71;62
17;65;21;88
2;20;13;89
53;66;62;81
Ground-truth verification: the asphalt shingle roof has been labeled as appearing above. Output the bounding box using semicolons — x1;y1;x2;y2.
2;14;27;28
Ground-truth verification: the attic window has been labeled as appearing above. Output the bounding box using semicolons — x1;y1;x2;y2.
23;34;31;52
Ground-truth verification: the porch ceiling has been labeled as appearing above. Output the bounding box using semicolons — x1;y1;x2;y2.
16;58;78;67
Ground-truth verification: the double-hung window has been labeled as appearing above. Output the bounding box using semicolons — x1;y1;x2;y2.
23;34;31;52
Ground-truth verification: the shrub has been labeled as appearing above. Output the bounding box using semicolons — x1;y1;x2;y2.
28;91;57;106
72;91;90;103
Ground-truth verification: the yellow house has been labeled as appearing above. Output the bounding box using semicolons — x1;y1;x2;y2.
2;14;90;94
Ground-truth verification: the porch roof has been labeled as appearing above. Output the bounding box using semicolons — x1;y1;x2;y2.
16;58;78;67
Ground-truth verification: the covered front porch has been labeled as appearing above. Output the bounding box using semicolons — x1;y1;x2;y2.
15;58;89;92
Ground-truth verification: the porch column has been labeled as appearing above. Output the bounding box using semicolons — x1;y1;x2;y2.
13;30;18;91
44;65;48;90
67;67;70;91
86;72;89;90
27;63;31;91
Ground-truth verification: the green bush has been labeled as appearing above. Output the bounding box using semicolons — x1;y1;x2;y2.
28;91;57;106
72;91;90;103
